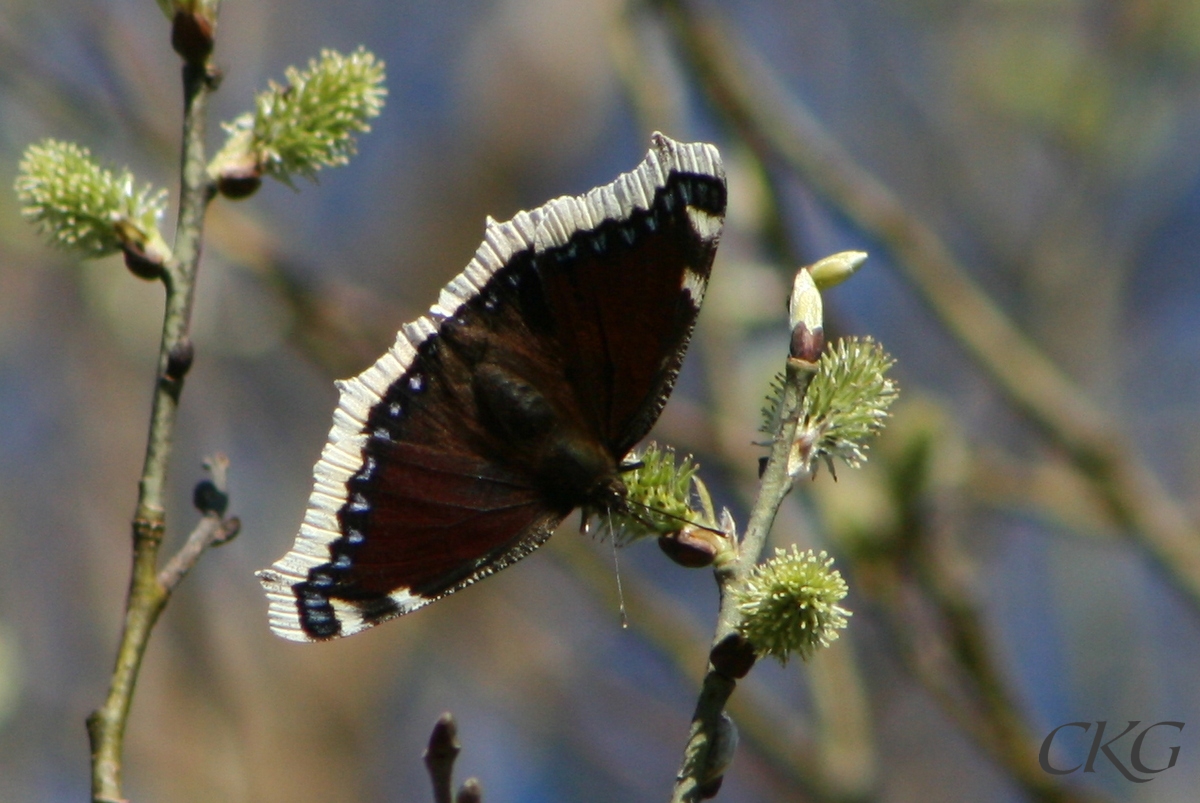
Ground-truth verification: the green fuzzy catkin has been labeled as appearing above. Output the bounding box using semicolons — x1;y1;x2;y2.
801;336;898;471
760;337;897;474
604;443;700;544
237;46;387;183
15;140;166;256
760;370;787;438
734;547;851;663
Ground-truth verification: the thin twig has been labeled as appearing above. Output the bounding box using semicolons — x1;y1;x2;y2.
158;513;241;594
84;40;221;803
156;453;240;591
670;357;818;803
653;0;1200;613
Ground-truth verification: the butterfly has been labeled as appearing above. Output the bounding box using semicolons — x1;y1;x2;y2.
258;133;726;640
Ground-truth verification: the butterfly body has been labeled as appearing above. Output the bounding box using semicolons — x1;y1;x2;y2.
259;134;726;641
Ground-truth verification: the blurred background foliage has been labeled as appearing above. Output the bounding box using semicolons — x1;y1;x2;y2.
2;0;1200;801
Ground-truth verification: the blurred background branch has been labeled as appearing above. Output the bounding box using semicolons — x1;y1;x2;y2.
652;0;1200;616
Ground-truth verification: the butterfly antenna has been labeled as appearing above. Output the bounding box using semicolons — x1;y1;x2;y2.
622;498;726;537
607;507;629;629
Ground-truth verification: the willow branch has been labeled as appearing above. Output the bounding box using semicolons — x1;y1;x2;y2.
670;357;817;803
653;0;1200;613
84;40;221;803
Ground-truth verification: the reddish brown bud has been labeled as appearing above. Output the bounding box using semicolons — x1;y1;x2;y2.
424;712;460;767
456;779;482;803
216;164;263;200
789;320;824;362
659;525;721;568
709;632;757;679
172;9;214;65
122;243;164;281
697;776;723;799
165;337;194;381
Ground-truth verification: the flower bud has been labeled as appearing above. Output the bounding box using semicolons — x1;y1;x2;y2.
697;776;723;800
122;244;164;281
216;164;263;200
709;632;757;679
697;713;739;798
456;779;482;803
790;320;825;363
658;529;717;568
192;480;228;517
171;8;215;65
734;547;852;663
788;268;823;362
165;337;195;381
661;524;734;568
808;250;867;290
424;712;460;771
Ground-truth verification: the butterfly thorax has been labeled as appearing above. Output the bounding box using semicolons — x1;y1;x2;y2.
472;360;623;515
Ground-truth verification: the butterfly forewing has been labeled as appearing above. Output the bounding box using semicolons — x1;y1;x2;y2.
531;169;725;455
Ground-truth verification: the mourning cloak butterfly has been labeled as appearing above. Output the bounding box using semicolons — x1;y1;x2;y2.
258;133;727;641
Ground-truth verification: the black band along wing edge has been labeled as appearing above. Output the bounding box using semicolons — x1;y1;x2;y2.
257;133;726;641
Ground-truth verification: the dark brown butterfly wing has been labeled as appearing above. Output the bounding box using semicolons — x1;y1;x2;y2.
258;134;726;641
